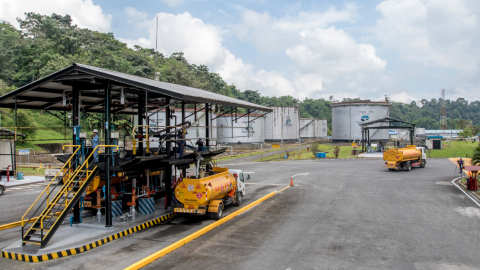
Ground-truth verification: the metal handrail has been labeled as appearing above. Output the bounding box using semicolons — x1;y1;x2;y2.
39;144;118;236
21;154;83;238
21;145;80;227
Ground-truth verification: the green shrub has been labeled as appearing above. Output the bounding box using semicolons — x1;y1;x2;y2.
310;142;319;156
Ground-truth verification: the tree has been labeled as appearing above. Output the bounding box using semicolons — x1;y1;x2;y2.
459;128;473;138
471;145;480;166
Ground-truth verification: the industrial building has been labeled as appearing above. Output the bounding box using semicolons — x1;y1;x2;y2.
299;118;328;139
216;113;265;144
425;129;463;138
332;101;390;142
264;106;299;142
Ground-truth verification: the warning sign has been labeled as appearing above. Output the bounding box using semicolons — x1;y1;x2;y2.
196;184;201;189
196;192;203;199
188;185;194;191
181;183;186;188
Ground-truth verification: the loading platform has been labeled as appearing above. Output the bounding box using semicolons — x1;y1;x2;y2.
2;201;175;262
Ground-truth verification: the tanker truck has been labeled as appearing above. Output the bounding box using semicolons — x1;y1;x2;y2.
174;167;246;220
383;145;426;171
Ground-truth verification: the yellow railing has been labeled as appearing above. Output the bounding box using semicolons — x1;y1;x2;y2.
21;145;80;227
37;145;118;234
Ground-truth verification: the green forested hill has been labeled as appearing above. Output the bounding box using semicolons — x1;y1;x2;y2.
1;13;479;136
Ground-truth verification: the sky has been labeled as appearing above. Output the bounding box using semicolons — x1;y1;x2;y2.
1;0;479;104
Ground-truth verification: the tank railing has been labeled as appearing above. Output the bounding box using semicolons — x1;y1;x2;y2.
21;145;81;228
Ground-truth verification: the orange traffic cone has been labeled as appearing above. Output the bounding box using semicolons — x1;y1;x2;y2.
290;177;294;186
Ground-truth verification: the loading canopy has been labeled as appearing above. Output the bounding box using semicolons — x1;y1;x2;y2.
0;63;272;114
359;117;415;152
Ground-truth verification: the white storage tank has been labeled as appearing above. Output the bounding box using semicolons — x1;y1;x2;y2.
316;119;328;138
332;101;390;142
415;128;425;137
300;118;316;138
216;113;264;144
147;108;217;148
397;131;410;141
264;107;299;142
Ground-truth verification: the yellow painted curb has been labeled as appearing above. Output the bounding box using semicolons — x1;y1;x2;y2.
1;213;176;263
125;186;291;270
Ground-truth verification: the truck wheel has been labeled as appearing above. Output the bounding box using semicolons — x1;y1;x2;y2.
212;203;223;220
0;186;3;195
420;159;426;168
407;162;412;171
235;192;242;206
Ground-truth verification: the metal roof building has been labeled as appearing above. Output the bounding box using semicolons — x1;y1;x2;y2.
0;63;272;113
0;63;272;232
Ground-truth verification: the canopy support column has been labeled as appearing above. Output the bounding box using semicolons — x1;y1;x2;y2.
105;80;112;228
72;86;81;224
205;103;210;150
137;94;144;156
181;102;186;177
165;98;172;209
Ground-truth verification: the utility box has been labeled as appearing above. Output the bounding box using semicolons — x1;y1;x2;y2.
79;132;87;139
426;137;443;150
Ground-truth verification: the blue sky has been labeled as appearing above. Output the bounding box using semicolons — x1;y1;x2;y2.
1;0;479;104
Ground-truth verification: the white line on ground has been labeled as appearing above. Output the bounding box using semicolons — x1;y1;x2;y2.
246;183;285;186
451;177;480;207
292;173;309;178
218;162;257;166
243;171;255;173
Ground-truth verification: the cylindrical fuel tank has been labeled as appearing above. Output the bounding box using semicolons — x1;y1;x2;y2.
175;167;236;206
332;101;390;142
264;106;299;142
383;146;421;162
217;114;265;144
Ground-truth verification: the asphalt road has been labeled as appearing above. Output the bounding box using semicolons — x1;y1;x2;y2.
1;158;480;269
146;159;480;270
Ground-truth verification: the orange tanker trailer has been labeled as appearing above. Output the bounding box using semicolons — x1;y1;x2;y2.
383;145;426;171
174;167;242;219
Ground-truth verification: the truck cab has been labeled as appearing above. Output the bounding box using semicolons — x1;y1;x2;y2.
228;169;248;198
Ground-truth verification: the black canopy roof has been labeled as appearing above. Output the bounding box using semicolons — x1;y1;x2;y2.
0;63;272;114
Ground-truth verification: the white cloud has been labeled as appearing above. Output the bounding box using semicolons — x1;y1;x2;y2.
163;0;186;7
0;0;112;32
234;6;388;100
118;37;152;49
122;7;388;101
375;0;480;71
236;4;358;52
125;7;147;20
390;91;417;103
286;27;386;76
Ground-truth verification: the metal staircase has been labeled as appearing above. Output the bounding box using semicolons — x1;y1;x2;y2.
21;145;106;248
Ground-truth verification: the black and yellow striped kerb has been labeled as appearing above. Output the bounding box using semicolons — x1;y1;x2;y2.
1;212;176;263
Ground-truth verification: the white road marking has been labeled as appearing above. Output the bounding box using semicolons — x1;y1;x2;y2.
246;183;285;186
243;171;255;173
292;173;309;178
451;177;480;207
218;162;257;166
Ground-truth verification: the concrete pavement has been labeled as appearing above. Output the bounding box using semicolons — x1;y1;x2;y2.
145;159;480;270
1;158;479;269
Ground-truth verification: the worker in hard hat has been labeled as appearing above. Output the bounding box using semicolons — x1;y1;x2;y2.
92;129;99;162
